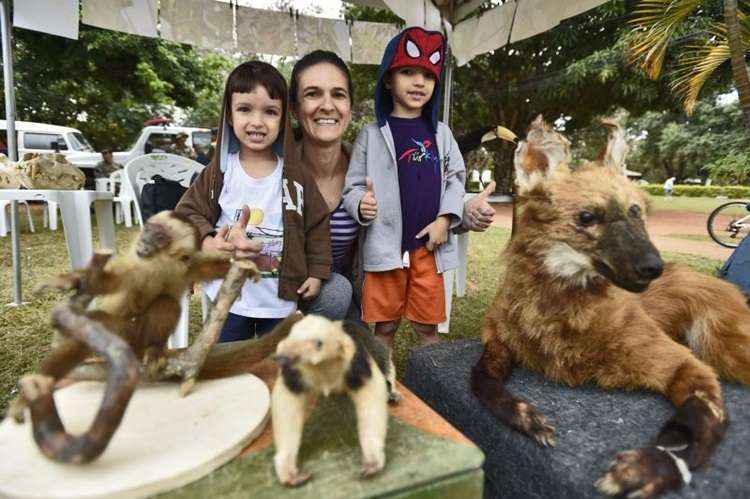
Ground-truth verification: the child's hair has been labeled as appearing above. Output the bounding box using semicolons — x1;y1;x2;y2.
223;60;288;129
289;50;354;108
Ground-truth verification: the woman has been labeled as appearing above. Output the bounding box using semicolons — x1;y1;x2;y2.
290;50;496;322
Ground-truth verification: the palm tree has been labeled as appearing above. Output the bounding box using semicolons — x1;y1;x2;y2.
629;0;750;133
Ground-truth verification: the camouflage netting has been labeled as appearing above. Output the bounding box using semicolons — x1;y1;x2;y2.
0;153;86;190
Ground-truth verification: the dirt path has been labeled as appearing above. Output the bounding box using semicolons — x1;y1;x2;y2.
491;205;732;261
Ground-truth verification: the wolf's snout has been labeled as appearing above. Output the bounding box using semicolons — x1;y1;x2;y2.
635;253;663;280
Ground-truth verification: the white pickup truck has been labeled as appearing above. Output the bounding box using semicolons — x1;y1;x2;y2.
0;121;212;170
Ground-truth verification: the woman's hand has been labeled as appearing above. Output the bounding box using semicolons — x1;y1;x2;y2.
297;277;322;300
416;215;450;251
359;177;378;221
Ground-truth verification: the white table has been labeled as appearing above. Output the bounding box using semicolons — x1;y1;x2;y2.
0;190;115;303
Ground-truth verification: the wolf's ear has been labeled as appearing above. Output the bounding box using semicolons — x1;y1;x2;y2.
514;115;571;193
597;118;629;176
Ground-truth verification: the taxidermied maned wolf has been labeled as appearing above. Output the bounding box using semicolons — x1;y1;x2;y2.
472;116;750;498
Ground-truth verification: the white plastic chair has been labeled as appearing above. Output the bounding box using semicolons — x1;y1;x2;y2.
0;200;35;236
109;170;136;227
123;153;205;348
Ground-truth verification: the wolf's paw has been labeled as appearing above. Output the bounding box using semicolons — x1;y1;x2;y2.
514;401;556;447
595;447;685;498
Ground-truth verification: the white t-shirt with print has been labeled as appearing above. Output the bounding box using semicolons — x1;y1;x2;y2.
203;152;296;318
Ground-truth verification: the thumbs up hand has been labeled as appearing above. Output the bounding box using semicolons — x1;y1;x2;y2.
227;205;263;259
463;181;496;232
359;177;378;221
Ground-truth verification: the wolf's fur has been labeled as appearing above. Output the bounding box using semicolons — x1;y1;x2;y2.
271;315;393;486
472;116;750;498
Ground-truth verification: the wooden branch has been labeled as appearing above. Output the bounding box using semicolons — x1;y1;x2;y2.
163;260;260;396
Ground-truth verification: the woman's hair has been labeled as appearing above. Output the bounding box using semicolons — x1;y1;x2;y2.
289;50;354;108
222;60;288;127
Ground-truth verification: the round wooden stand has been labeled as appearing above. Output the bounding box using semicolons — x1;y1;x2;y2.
0;374;269;498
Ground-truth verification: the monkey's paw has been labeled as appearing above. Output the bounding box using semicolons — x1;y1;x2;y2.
595;447;686;498
19;374;55;403
7;395;28;423
387;387;403;405
360;458;385;478
142;347;169;381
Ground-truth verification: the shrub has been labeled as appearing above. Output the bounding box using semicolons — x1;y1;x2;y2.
641;184;750;198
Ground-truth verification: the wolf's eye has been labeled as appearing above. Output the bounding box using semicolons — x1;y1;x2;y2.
578;211;597;226
315;340;323;350
628;204;642;218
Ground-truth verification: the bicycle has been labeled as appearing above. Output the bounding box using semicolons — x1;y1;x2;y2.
707;200;750;248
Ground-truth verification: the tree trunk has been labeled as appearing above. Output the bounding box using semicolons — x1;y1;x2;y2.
724;0;750;135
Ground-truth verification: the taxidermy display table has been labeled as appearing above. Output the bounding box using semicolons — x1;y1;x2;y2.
157;359;485;499
0;374;269;499
403;340;750;499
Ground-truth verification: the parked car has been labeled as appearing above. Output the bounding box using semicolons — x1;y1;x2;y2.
0;120;100;168
113;125;212;166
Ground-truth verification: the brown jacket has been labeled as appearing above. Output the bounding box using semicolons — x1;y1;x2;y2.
176;105;331;301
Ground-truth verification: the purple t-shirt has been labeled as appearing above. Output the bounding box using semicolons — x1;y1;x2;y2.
387;116;441;252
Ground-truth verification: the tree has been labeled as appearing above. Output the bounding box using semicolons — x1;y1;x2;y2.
624;98;750;181
3;26;232;150
629;0;750;132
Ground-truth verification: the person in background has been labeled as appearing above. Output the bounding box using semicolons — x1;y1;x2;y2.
664;176;676;198
93;149;123;178
168;132;194;159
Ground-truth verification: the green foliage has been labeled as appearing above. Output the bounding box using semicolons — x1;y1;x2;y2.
5;26;233;150
641;183;750;197
705;150;750;183
626;99;750;182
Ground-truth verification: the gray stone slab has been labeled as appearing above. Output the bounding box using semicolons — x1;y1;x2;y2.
403;339;750;499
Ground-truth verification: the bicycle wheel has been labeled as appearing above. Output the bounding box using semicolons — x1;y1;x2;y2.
707;201;750;248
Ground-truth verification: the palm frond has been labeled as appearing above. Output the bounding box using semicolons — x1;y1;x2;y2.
629;0;703;79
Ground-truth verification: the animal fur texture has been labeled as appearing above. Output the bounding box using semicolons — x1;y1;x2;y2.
472;116;750;498
271;315;396;486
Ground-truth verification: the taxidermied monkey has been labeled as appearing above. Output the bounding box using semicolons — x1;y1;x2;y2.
473;117;750;498
271;315;395;486
9;211;298;464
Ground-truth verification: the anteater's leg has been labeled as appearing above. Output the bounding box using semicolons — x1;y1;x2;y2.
471;317;555;447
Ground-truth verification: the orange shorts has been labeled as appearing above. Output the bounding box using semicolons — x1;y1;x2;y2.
362;246;446;325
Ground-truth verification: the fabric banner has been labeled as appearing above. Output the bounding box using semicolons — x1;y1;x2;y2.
236;6;297;57
160;0;234;50
13;0;79;40
509;0;561;44
450;1;515;67
351;21;400;65
296;15;350;61
561;0;609;20
82;0;158;38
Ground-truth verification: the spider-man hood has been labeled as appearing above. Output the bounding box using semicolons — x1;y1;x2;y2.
375;26;445;132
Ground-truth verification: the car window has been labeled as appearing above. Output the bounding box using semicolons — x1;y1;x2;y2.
69;132;94;152
145;132;178;152
24;133;67;151
192;131;211;149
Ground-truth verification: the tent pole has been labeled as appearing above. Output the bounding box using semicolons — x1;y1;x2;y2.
442;45;453;127
1;0;23;306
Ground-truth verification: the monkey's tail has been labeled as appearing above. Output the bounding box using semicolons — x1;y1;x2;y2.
197;311;303;379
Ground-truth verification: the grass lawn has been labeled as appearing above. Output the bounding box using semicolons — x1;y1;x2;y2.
647;194;741;214
0;212;724;415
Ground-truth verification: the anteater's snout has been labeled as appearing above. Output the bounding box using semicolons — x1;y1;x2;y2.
635;253;663;280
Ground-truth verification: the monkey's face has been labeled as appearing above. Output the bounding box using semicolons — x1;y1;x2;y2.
136;211;200;259
274;316;346;367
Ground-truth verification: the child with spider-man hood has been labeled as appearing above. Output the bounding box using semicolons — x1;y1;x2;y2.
343;26;466;347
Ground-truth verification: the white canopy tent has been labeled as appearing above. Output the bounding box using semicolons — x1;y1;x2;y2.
2;0;610;304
